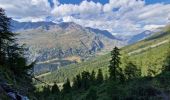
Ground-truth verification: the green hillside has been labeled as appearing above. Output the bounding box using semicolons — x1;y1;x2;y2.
36;25;170;84
34;26;170;100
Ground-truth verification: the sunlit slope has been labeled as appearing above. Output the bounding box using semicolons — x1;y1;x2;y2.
37;26;170;84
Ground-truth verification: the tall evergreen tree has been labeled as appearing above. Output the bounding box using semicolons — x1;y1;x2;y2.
81;71;91;90
62;78;71;93
51;82;60;94
72;74;81;90
0;8;14;65
96;69;103;84
90;70;96;85
108;46;121;80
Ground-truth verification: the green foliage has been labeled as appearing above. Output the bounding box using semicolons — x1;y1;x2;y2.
86;87;98;100
34;47;170;100
81;71;91;90
37;27;170;84
0;8;14;65
34;25;170;100
62;78;71;93
0;8;35;98
109;46;121;80
72;74;81;90
51;82;60;94
124;62;141;80
90;70;96;84
96;69;103;84
163;46;170;72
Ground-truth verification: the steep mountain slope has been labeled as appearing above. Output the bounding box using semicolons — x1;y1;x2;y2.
128;30;153;44
12;20;124;74
37;25;170;83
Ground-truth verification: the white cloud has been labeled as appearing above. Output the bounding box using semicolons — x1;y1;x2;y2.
0;0;52;21
51;1;102;17
143;24;165;30
0;0;170;35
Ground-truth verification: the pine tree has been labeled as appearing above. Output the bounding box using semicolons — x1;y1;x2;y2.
51;82;60;94
0;8;14;65
108;46;121;80
81;71;91;90
0;8;34;75
90;70;96;85
62;78;71;93
124;62;141;80
72;74;81;90
96;69;103;84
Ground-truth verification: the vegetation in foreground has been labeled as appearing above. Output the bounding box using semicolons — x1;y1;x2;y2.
0;8;34;99
35;46;170;100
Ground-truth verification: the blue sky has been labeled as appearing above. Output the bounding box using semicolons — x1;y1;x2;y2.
0;0;170;35
145;0;170;4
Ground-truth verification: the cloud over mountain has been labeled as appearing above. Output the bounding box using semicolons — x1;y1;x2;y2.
0;0;170;35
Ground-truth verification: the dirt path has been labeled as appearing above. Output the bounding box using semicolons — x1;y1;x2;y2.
128;40;169;55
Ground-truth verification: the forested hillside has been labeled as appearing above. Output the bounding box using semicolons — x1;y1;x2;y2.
37;25;170;84
35;37;170;100
31;25;170;100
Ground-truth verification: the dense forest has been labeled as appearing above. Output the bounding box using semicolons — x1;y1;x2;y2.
0;8;170;100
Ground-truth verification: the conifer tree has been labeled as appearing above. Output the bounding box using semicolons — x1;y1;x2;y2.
124;62;141;80
96;69;103;84
108;46;121;80
90;70;96;85
0;8;14;65
81;71;91;90
51;82;60;94
62;78;71;93
72;74;81;90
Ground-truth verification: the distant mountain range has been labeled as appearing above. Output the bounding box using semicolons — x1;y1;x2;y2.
128;30;153;44
11;20;160;74
11;20;125;74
